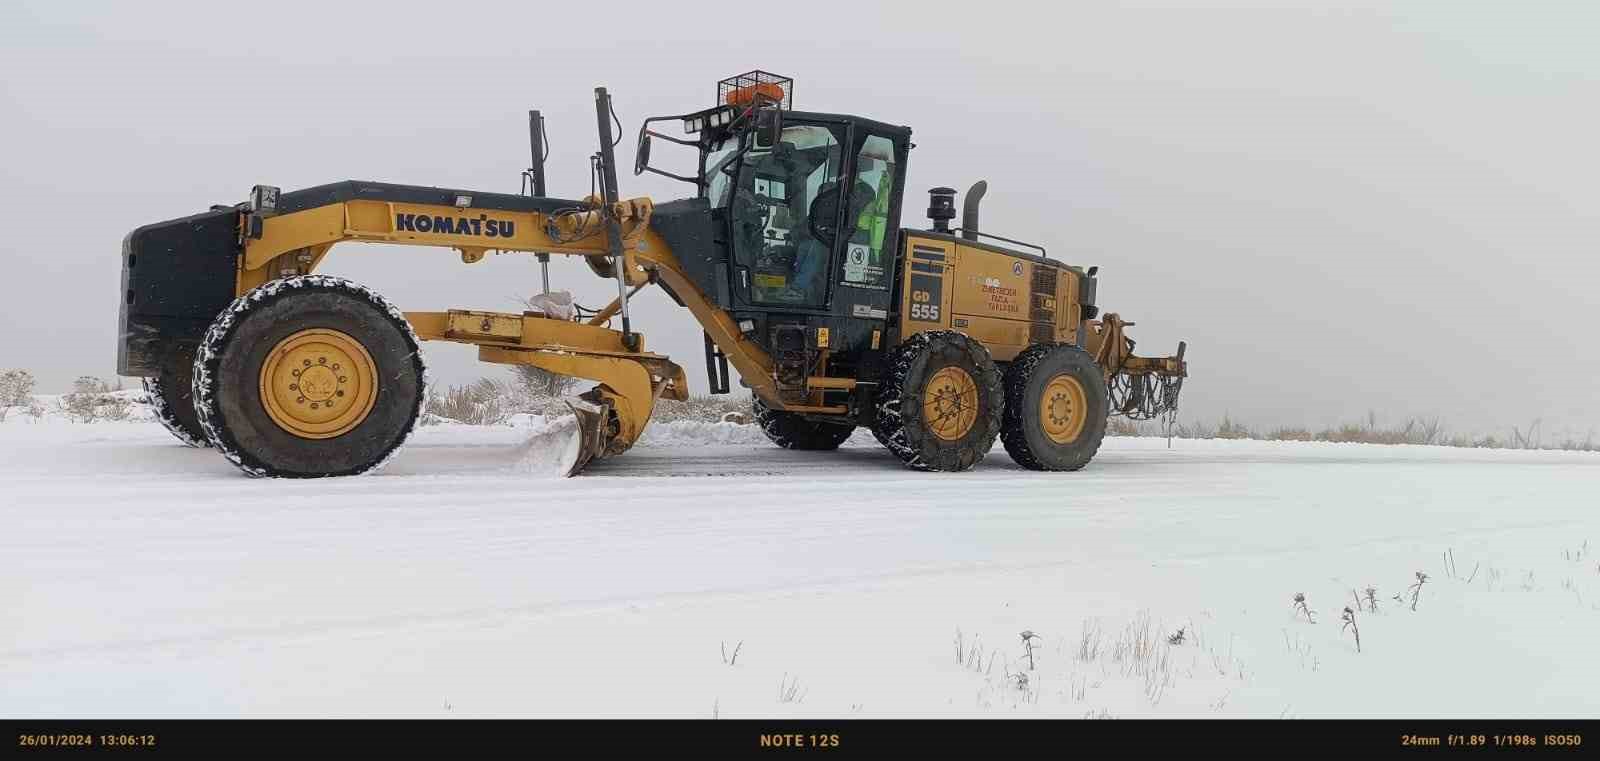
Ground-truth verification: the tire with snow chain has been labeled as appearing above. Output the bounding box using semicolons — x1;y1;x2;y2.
752;396;854;450
143;342;209;448
868;417;892;450
1000;343;1108;471
192;276;426;478
871;330;1003;472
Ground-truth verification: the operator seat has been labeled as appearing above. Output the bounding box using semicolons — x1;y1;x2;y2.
791;177;876;301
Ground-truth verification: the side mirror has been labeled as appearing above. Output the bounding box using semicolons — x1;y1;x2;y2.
754;108;782;148
633;132;652;176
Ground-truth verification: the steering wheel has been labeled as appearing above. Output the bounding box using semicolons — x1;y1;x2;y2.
808;183;842;245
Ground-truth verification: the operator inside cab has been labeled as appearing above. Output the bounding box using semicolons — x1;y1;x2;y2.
723;124;876;307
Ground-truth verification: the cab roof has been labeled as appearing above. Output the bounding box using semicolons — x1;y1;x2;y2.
777;110;913;141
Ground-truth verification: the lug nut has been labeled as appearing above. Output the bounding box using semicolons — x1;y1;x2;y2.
297;396;306;404
318;357;327;364
292;369;301;377
303;360;311;367
338;376;347;383
336;390;345;397
289;383;298;391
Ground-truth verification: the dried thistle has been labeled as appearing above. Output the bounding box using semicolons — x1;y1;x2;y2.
1019;630;1042;671
1340;606;1361;653
777;673;805;704
1167;627;1186;646
1292;593;1316;623
1408;571;1429;611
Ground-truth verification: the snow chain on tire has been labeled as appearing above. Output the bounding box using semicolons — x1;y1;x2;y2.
144;342;209;448
752;396;854;450
871;330;1003;472
192;275;427;478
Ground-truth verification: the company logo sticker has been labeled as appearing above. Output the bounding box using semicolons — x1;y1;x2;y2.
395;213;516;238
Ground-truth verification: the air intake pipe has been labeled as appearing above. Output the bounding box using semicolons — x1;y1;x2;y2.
961;180;987;241
926;187;956;233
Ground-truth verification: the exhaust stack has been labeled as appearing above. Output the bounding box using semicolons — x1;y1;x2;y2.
961;180;988;241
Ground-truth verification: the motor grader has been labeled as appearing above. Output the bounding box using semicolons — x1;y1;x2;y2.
117;72;1186;478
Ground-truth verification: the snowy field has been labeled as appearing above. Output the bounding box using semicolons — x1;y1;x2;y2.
3;416;1598;719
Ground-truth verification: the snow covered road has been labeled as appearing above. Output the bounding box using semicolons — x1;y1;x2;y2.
4;421;1597;718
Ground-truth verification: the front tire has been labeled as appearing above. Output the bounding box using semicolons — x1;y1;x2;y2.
144;342;209;448
871;331;1003;472
1000;343;1108;471
192;276;426;477
753;397;854;450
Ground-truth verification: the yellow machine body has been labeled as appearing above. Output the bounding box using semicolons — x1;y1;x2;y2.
120;78;1187;477
231;192;1182;467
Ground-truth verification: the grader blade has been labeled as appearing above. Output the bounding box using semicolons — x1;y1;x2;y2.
513;397;608;478
561;397;610;477
468;342;686;478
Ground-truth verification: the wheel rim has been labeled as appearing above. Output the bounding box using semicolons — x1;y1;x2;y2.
1040;373;1089;444
923;365;979;441
259;328;378;439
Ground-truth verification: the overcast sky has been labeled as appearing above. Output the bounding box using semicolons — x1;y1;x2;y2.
2;0;1595;440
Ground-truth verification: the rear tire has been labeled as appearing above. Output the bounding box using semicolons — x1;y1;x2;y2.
871;331;1003;472
1000;343;1108;471
192;276;426;477
753;397;854;450
144;343;209;448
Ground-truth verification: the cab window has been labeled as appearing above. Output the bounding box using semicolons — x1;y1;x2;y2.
840;135;896;290
727;124;843;307
702;135;742;209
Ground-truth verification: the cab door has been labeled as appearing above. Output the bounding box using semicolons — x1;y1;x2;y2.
726;121;848;310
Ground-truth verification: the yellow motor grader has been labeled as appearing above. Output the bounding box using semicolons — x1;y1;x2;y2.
117;72;1186;477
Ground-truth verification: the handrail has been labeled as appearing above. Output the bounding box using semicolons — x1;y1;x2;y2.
949;227;1048;258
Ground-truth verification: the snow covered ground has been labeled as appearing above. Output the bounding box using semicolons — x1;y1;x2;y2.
3;417;1597;718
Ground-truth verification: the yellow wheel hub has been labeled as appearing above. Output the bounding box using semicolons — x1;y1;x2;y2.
259;328;378;439
1040;373;1088;444
923;366;979;441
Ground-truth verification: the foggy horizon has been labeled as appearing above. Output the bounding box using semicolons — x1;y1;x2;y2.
3;0;1595;441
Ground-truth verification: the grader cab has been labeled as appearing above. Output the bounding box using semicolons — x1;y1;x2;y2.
118;72;1186;477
